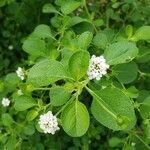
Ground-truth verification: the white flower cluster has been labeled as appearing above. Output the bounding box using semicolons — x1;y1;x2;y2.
38;111;59;134
87;55;109;80
16;67;25;80
1;98;10;107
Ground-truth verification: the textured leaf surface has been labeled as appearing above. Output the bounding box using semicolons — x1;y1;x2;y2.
90;87;136;130
32;24;54;39
22;37;46;56
61;0;81;14
28;59;71;86
61;101;90;137
104;42;138;65
49;86;71;106
69;51;90;80
14;95;37;111
131;26;150;41
42;3;59;14
78;31;93;50
113;62;138;84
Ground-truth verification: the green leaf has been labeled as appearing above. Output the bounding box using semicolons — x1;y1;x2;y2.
32;24;54;39
140;96;150;119
5;135;17;150
108;137;123;148
61;0;81;14
113;62;138;84
23;123;35;135
4;73;20;91
22;37;46;56
93;32;108;48
104;41;138;65
28;59;72;86
125;25;133;38
123;86;139;99
87;87;136;130
1;113;13;126
69;51;90;80
14;95;37;111
78;31;93;50
68;16;88;27
131;26;150;41
49;86;71;106
26;109;39;121
42;3;59;14
137;47;150;63
61;100;90;137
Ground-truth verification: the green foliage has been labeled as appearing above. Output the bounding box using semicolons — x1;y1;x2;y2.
89;87;136;130
49;86;71;106
60;0;81;15
104;41;139;65
14;95;37;111
1;0;150;149
77;31;93;50
23;37;47;57
61;100;90;137
140;96;150;119
1;113;13;126
69;51;90;80
113;62;138;84
93;32;108;48
131;26;150;41
28;59;71;86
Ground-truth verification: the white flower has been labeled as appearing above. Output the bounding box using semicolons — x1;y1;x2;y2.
87;55;109;80
16;67;25;80
8;45;13;50
38;111;59;134
17;89;23;95
1;98;10;107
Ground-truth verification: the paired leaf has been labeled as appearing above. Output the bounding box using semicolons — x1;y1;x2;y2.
42;3;59;14
68;16;88;27
93;32;108;48
113;62;138;84
61;0;81;14
78;31;93;50
69;51;90;80
32;24;54;39
89;87;136;130
104;41;138;65
131;26;150;41
61;100;90;137
14;95;37;111
26;109;39;121
49;86;71;106
28;59;71;86
22;37;46;56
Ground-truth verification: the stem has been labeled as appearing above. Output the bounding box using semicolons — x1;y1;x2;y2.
83;0;98;33
134;134;150;150
33;87;51;91
55;96;75;116
85;86;117;119
139;70;150;78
